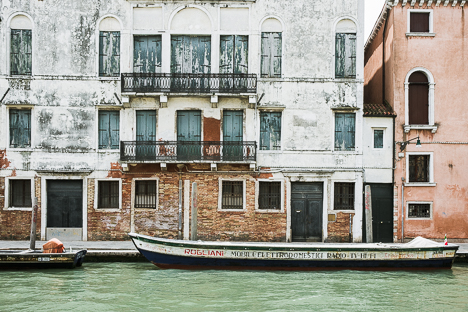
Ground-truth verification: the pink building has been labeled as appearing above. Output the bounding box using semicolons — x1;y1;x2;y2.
365;0;468;242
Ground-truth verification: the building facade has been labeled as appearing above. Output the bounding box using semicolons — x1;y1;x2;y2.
365;0;468;242
0;0;365;242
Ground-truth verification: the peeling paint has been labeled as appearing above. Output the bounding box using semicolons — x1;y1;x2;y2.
0;150;11;169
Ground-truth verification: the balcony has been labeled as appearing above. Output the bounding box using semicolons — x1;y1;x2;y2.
120;141;257;163
121;73;257;94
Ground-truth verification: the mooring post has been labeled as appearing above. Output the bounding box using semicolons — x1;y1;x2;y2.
365;185;373;243
29;197;38;251
191;182;198;241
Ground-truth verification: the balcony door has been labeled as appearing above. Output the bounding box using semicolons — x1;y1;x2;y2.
136;110;156;160
177;110;201;161
223;110;243;161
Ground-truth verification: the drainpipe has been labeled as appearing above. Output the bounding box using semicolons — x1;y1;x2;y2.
382;5;389;103
401;177;405;243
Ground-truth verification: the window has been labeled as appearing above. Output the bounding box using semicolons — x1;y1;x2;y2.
9;109;31;148
99;31;120;77
334;113;355;151
408;203;431;219
135;180;157;209
133;36;162;73
9;179;32;208
261;32;282;78
334;183;355;210
98;111;120;149
258;182;281;210
374;129;383;148
220;35;248;74
409;155;429;183
408;71;429;125
335;33;356;78
171;36;211;74
221;181;243;210
11;29;32;76
410;12;430;33
97;181;119;209
260;112;281;150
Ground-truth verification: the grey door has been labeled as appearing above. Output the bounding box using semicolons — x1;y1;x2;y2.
136;110;156;160
291;183;323;242
47;180;82;228
364;184;393;243
223;110;243;161
177;110;201;160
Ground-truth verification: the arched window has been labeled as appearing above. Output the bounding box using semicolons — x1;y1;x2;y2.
260;18;282;78
10;14;33;76
99;17;121;77
408;72;429;125
335;19;356;78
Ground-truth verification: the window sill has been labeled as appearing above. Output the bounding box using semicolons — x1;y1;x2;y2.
258;150;282;153
406;33;436;37
218;209;245;212
255;209;283;213
134;207;157;211
7;147;33;151
407;217;432;221
404;182;436;187
98;77;120;81
404;125;438;133
94;208;121;212
333;209;355;212
4;207;32;211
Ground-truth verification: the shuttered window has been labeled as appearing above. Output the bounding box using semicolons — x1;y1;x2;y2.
408;203;431;218
135;180;157;209
335;33;356;78
409;155;430;182
9;179;32;208
134;36;162;73
261;32;282;78
222;181;243;210
171;36;211;74
408;72;429;125
260;112;281;150
335;113;355;151
9;109;31;148
98;181;119;209
10;29;32;76
334;183;355;210
410;13;430;33
220;35;248;74
98;111;120;149
99;31;120;77
258;182;281;210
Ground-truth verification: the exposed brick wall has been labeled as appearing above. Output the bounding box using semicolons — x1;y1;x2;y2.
327;212;355;242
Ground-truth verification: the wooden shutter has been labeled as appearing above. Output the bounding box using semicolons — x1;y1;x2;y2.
261;32;282;77
100;31;120;77
260;112;281;150
220;35;234;74
335;113;355;150
10;29;32;75
223;111;243;142
10;109;31;148
110;111;120;149
134;36;161;73
98;111;110;149
410;13;430;33
345;114;355;150
335;113;345;149
171;36;183;73
335;33;356;78
136;110;156;142
234;35;248;74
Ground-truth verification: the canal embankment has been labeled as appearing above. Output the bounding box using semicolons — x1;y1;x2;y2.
1;240;467;262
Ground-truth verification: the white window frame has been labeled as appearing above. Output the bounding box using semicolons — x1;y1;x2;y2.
255;179;284;213
406;9;435;37
7;105;35;150
405;152;436;186
332;181;356;212
404;67;437;133
94;178;122;211
4;177;34;211
218;178;246;211
259;16;284;80
372;127;385;149
407;201;432;220
7;13;34;77
132;177;159;210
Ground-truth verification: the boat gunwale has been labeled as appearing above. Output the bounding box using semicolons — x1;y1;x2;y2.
129;233;459;253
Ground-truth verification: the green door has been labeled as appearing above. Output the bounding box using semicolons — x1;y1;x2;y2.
136;110;156;160
177;111;201;161
291;183;323;242
223;111;243;161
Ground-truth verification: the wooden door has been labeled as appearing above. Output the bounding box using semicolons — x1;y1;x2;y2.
177;111;201;160
223;110;243;161
47;180;82;228
363;184;393;243
291;183;323;242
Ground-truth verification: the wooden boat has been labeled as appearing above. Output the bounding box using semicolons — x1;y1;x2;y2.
0;250;87;269
129;233;459;270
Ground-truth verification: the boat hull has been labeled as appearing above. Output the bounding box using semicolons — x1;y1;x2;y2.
0;250;87;269
130;233;458;271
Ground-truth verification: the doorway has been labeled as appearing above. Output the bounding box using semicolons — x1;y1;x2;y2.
291;182;323;242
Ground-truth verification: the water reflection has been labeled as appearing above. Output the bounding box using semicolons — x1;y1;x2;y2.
1;263;468;311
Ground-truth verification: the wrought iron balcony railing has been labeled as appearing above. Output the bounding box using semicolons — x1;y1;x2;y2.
120;141;257;162
121;73;257;94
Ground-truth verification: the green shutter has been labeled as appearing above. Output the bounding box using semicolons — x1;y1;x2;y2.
261;32;281;78
335;113;345;149
99;111;120;149
260;112;281;150
9;109;31;148
100;31;120;77
11;29;32;76
220;35;234;74
134;36;162;73
234;35;249;74
98;111;110;149
336;33;356;78
136;110;156;141
335;113;355;150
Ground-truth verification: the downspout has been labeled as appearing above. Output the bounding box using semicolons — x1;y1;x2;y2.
382;5;389;103
401;178;405;243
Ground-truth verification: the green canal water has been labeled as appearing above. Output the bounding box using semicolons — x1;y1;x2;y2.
1;263;468;312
